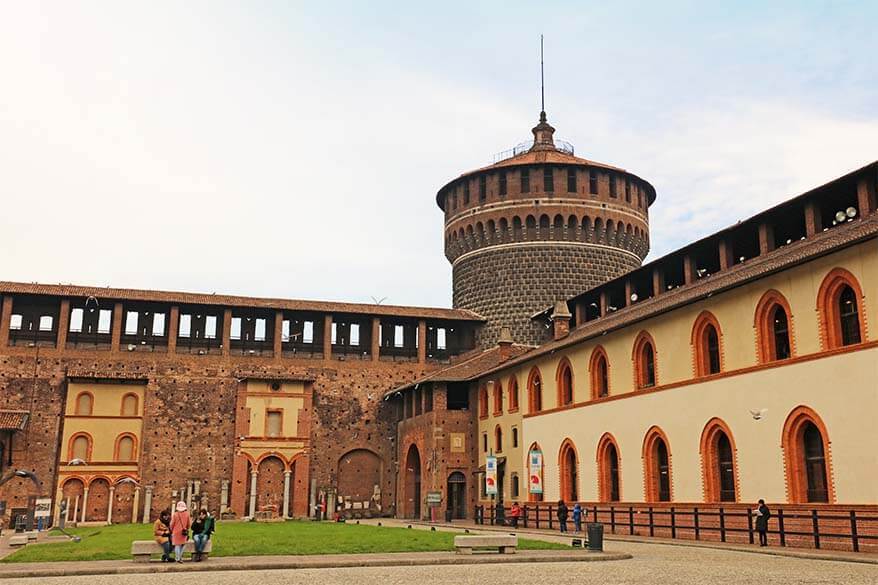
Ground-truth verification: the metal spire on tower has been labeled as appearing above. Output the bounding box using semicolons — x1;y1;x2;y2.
540;34;546;121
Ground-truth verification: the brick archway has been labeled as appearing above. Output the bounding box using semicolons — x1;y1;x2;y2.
817;267;868;349
558;439;579;502
699;418;739;502
642;426;672;502
596;433;622;502
403;444;422;519
691;311;724;377
754;289;796;362
782;406;835;504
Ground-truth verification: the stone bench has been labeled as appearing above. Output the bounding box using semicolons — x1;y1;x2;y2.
130;540;212;563
8;534;29;547
453;534;517;554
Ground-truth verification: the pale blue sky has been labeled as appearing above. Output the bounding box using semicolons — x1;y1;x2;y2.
1;1;875;307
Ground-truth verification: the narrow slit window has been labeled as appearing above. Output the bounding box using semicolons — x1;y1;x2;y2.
589;170;598;194
499;171;507;196
350;323;360;346
436;328;446;350
543;167;554;192
479;175;486;201
521;168;530;193
331;322;338;344
567;168;576;193
282;320;290;343
609;176;617;198
98;309;112;334
394;325;404;348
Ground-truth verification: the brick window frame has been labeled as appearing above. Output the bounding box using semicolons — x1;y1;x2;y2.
67;432;93;462
596;432;622;502
781;405;835;504
113;433;138;462
507;376;519;413
478;384;489;419
494;425;503;453
642;426;673;502
527;367;542;414
264;408;284;437
754;289;797;363
555;357;574;407
816;267;868;350
691;311;725;377
492;380;503;416
699;418;739;503
120;392;139;416
589;345;610;399
74;391;94;416
558;438;579;502
632;331;658;389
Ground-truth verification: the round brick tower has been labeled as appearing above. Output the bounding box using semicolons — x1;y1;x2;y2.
438;111;656;346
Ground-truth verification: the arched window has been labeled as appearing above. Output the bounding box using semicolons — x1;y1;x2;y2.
700;419;738;502
478;385;489;419
755;290;795;363
556;358;574;407
597;433;621;502
507;376;519;412
492;380;503;415
114;434;136;461
494;425;503;453
69;434;92;462
817;268;867;349
74;392;93;416
527;368;542;414
691;312;723;376
782;406;833;503
589;346;610;399
121;393;138;416
643;427;672;502
633;332;657;389
558;439;578;502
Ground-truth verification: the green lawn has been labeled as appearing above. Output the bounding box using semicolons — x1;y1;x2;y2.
2;521;566;563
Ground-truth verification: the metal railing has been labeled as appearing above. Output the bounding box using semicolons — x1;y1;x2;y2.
492;139;575;163
474;503;878;553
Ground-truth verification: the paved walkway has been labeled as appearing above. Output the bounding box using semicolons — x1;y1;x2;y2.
3;540;877;585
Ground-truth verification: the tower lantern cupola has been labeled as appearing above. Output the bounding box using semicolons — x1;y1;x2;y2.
530;111;556;151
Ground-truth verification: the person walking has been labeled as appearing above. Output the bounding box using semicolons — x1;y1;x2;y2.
509;502;521;529
572;502;583;534
755;499;771;547
153;510;172;562
557;500;569;533
170;501;192;563
192;509;215;561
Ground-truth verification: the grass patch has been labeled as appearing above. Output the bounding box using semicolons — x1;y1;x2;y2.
2;521;567;563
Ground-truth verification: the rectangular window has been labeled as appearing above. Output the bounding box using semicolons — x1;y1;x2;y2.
69;308;84;333
282;320;290;342
394;325;404;348
179;314;192;338
436;328;446;350
125;311;139;335
254;318;266;342
567;168;576;193
39;315;53;332
350;323;360;346
98;309;112;334
479;175;486;201
511;474;520;498
303;321;314;343
331;322;337;344
463;181;470;204
9;314;22;331
543;167;554;192
512;427;519;448
482;433;488;453
152;313;165;336
521;168;530;193
204;315;217;339
230;317;242;340
610;176;617;198
589;169;598;194
266;410;283;437
625;180;631;202
498;171;507;197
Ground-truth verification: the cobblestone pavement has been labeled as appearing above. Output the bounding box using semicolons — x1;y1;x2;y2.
3;540;876;585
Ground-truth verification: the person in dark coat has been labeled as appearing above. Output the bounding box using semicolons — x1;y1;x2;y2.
557;500;569;533
755;499;771;546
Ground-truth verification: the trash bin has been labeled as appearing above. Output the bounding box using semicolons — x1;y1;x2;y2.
445;509;452;523
586;522;604;551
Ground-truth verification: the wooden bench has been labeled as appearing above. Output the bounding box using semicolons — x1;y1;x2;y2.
453;534;517;554
130;540;212;563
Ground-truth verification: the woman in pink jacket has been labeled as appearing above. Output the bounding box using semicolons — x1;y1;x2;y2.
170;501;191;563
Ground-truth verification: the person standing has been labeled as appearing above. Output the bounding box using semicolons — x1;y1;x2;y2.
755;499;771;547
557;500;569;533
572;503;583;534
153;510;172;562
192;509;215;561
509;502;521;529
170;501;191;563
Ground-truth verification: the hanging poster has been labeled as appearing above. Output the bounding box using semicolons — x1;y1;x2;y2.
528;448;543;494
485;455;498;496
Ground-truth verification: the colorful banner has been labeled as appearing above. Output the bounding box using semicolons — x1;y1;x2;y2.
528;448;543;494
485;455;498;496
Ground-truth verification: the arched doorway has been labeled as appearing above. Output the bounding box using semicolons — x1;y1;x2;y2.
61;478;85;523
559;440;578;502
446;471;466;520
404;444;421;519
337;449;382;516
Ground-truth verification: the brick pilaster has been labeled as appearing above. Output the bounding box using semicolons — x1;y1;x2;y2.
371;318;380;362
718;239;732;271
273;310;283;360
56;299;70;349
758;222;775;255
417;319;427;365
683;255;694;285
652;268;664;297
323;314;332;360
167;306;179;354
222;308;232;357
804;201;821;236
857;177;877;216
0;296;11;348
110;302;123;352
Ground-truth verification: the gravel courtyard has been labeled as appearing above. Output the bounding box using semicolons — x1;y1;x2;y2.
2;539;875;585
